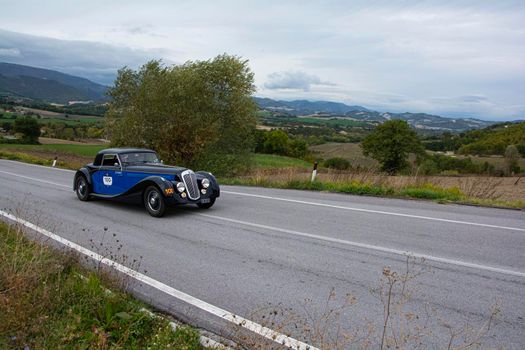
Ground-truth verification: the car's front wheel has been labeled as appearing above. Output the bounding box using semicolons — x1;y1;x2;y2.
75;175;90;201
197;198;216;209
144;186;166;217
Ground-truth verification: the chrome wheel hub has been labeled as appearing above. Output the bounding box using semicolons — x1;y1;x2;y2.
147;191;160;210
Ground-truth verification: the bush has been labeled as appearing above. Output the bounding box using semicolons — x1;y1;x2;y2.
323;157;351;170
419;154;483;175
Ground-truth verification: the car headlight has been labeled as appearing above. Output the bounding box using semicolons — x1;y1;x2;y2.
176;182;186;193
201;178;210;189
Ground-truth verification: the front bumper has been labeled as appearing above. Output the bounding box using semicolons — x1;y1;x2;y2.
165;187;219;206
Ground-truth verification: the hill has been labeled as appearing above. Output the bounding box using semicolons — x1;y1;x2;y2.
254;97;369;115
0;62;108;103
255;97;494;132
424;121;525;156
457;122;525;155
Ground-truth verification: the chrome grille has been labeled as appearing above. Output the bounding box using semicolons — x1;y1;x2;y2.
182;170;200;200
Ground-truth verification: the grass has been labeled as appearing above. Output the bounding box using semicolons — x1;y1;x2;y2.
220;167;525;209
310;142;378;168
221;177;468;202
0;221;203;349
252;153;312;169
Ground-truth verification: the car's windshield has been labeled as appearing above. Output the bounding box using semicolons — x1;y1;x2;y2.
120;152;160;165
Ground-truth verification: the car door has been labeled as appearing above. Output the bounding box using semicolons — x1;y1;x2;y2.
92;154;125;195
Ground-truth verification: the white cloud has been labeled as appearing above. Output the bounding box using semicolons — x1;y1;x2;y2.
264;71;334;91
0;0;523;119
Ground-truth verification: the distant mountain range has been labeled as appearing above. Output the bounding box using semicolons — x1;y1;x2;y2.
255;97;370;115
254;97;494;132
0;62;108;103
0;62;496;132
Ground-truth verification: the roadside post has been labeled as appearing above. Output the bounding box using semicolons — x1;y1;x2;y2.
52;156;57;167
311;161;318;182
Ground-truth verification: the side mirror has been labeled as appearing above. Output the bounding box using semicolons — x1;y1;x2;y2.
114;162;119;167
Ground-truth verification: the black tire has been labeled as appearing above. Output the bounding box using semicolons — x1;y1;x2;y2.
144;186;166;217
75;175;90;201
197;197;216;209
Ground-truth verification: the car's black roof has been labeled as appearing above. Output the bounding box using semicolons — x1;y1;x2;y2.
97;148;156;155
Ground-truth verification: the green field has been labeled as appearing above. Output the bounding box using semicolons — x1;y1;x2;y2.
0;116;103;126
295;117;369;127
310;142;379;168
0;143;105;157
252;153;312;169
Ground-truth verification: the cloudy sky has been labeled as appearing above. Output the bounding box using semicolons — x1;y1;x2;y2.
0;0;524;120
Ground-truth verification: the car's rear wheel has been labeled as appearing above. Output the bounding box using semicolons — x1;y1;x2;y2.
75;175;90;201
197;198;215;209
144;186;166;217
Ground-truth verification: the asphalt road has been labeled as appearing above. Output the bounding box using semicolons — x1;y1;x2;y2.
1;159;524;348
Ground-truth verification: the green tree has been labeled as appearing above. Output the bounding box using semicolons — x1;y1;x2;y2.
106;55;257;175
504;144;520;175
288;138;308;158
13;117;40;144
361;120;424;174
263;130;289;155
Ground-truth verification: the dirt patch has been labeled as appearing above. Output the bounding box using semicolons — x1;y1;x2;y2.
8;148;90;169
39;137;107;145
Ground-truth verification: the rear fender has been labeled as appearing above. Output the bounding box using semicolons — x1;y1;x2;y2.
73;168;92;190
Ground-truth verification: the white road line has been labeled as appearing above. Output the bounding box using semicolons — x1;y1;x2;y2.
0;210;318;350
197;213;525;279
222;190;525;232
0;159;75;173
0;170;70;189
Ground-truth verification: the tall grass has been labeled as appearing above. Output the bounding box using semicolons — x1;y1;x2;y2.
221;168;525;208
0;222;202;349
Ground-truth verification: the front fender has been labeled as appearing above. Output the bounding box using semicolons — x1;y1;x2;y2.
125;176;175;198
196;171;220;197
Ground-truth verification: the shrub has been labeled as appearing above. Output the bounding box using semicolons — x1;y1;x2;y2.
419;154;482;175
323;157;351;170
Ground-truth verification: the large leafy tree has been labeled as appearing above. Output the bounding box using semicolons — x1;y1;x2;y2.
105;55;257;175
362;120;424;174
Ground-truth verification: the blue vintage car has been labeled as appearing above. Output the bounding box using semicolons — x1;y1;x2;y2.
73;148;220;217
